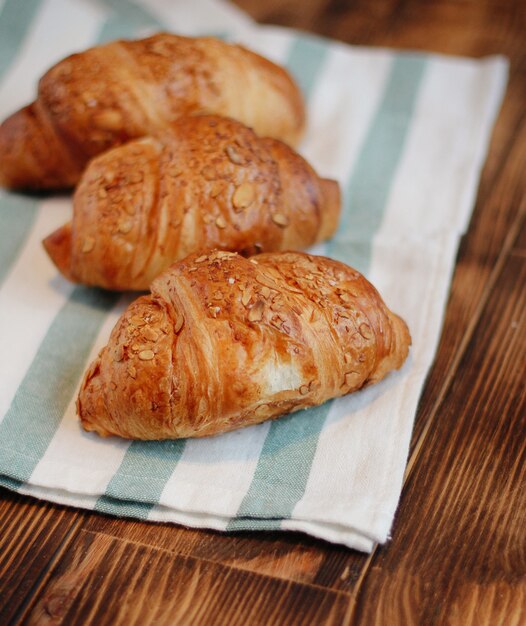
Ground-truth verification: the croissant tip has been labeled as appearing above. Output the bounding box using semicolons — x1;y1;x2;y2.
317;178;341;241
43;222;75;281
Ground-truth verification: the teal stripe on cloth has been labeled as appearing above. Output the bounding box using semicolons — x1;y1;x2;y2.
98;0;162;37
229;52;428;530
94;495;154;519
227;404;330;531
329;55;428;274
99;0;163;27
95;440;186;517
0;0;43;81
227;35;331;531
0;193;39;287
285;34;331;98
0;287;119;481
0;0;45;285
0;475;23;491
0;19;135;491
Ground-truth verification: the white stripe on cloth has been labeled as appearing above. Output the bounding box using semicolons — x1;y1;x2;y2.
27;296;134;495
379;54;508;240
0;0;104;118
292;232;459;544
134;0;253;35
0;199;72;418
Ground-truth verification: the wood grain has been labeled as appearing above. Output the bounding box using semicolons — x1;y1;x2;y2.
0;491;82;625
350;248;526;625
21;530;352;626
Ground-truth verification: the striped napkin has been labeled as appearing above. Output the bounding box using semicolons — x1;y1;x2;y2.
0;0;507;551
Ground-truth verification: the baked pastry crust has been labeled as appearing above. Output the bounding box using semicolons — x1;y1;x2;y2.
78;250;411;440
0;33;305;189
43;115;340;290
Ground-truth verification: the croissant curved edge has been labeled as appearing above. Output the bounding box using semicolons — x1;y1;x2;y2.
0;33;305;189
77;250;411;440
43;114;341;291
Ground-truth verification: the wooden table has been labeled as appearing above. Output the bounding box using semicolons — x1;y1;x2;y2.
1;1;525;624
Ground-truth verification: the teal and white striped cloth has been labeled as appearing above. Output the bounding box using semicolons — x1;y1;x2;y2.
0;0;507;551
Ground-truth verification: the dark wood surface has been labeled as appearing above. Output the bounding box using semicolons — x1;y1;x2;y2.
1;1;525;624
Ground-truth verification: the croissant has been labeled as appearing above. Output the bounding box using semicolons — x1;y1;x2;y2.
78;250;411;440
43;114;340;291
0;33;305;190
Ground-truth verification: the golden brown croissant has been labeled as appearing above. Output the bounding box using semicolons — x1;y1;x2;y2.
43;114;340;291
0;33;305;190
78;250;411;440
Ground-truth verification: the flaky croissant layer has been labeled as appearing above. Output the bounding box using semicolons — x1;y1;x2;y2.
78;250;411;440
43;115;340;290
0;33;305;189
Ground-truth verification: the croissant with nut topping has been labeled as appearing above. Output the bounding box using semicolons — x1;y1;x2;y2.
0;33;305;189
78;250;411;440
43;114;340;290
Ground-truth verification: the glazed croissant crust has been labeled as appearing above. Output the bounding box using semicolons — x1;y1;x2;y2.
43;115;340;291
78;250;411;440
0;33;305;189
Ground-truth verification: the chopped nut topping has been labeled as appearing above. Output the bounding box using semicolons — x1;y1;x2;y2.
225;144;244;165
241;289;251;306
209;306;221;318
260;286;271;299
248;300;265;322
359;323;373;339
130;315;145;327
215;215;227;229
215;251;235;259
142;327;159;342
209;181;223;198
138;349;155;361
95;109;123;130
127;365;137;378
339;292;353;303
344;352;353;364
82;237;95;253
195;255;208;263
272;213;289;227
118;219;133;234
212;290;223;300
232;183;255;210
203;214;214;224
344;371;360;387
103;171;116;185
113;345;124;362
299;385;309;395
